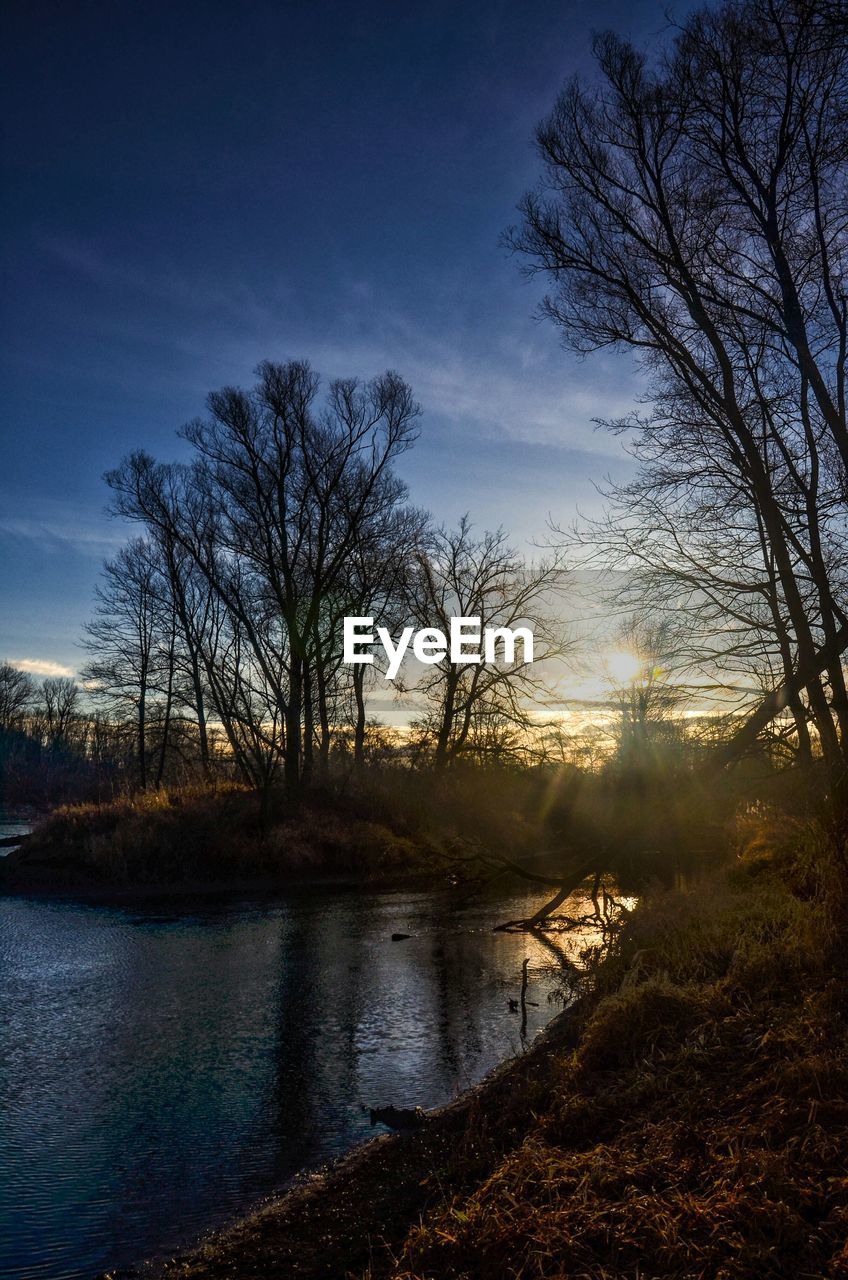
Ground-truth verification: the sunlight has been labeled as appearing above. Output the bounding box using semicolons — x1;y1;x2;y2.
604;649;643;686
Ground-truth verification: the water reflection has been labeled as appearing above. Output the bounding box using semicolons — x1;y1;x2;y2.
0;887;602;1280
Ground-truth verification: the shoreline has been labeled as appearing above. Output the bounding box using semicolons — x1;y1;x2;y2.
0;864;457;906
107;997;587;1280
106;841;848;1279
0;787;491;907
8;822;845;1279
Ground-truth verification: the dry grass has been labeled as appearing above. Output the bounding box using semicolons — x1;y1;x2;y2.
388;821;848;1280
6;783;441;891
6;753;753;896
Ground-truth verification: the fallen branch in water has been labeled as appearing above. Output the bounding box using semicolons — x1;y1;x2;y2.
435;837;611;934
493;859;599;932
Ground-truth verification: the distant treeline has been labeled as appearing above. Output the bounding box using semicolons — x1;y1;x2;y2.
0;651;796;814
0;666;123;806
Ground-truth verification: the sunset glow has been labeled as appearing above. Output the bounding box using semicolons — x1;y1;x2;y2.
603;649;643;687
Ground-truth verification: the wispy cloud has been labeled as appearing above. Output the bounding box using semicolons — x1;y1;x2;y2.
9;657;76;677
41;234;286;334
277;300;641;459
199;333;638;470
0;497;129;559
41;238;642;462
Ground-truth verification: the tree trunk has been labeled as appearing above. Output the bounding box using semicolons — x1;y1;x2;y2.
137;684;147;791
713;621;848;771
155;624;176;788
284;656;302;797
190;649;212;782
434;672;458;770
315;659;331;775
353;665;366;771
302;657;314;786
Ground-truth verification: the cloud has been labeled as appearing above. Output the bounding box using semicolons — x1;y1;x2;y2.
9;658;76;677
206;331;639;470
0;498;129;559
283;304;640;459
41;238;642;461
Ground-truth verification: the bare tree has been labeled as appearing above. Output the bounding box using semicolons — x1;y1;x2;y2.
604;616;689;767
511;0;848;789
106;359;420;795
0;663;35;731
340;503;428;770
82;538;159;789
40;677;81;749
407;518;570;768
154;530;216;783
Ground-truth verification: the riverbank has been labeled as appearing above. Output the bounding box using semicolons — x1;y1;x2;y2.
114;989;587;1280
138;817;848;1280
0;784;454;897
0;766;733;902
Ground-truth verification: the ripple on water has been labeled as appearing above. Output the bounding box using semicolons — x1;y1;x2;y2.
0;887;599;1280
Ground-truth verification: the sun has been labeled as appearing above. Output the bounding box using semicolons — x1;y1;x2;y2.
604;649;643;686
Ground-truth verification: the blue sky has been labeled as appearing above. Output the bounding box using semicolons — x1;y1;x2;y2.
0;0;699;678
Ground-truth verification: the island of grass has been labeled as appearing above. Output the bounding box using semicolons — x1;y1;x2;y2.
0;782;452;897
0;763;735;901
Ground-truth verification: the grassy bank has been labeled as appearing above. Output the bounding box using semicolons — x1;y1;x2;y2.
0;784;446;894
0;761;736;897
143;817;848;1280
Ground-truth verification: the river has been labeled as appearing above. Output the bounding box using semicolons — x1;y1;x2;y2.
0;820;601;1280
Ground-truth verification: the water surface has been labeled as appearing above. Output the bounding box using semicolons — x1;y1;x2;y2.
0;811;33;851
0;885;595;1280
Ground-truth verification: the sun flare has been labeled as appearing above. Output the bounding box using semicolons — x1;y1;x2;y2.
604;649;643;686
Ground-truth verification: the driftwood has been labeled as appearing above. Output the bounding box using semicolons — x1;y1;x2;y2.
0;834;29;849
493;857;598;932
368;1105;426;1131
